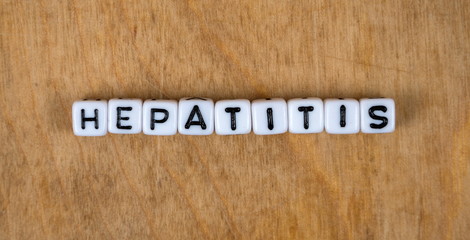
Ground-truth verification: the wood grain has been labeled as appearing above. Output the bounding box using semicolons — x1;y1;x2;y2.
1;0;469;239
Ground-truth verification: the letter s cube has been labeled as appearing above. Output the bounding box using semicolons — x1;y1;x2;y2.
360;98;395;133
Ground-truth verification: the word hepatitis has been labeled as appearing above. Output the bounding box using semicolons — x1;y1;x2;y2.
72;97;395;136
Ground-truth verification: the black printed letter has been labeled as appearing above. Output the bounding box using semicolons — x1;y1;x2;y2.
340;105;346;127
225;107;241;130
298;106;314;129
81;109;99;129
150;109;169;130
267;108;274;130
117;107;133;129
368;105;388;129
184;105;207;129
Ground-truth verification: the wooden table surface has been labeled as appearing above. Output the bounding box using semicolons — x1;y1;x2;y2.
1;0;469;239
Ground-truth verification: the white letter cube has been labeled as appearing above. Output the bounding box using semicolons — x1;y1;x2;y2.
108;98;143;134
214;99;251;135
251;98;288;135
288;98;324;134
142;99;178;135
324;98;360;134
72;99;108;136
360;98;395;133
178;97;214;135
